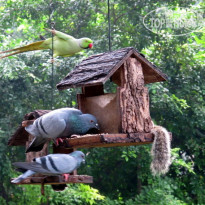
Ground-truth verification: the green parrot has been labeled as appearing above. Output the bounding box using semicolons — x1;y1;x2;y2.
0;29;93;59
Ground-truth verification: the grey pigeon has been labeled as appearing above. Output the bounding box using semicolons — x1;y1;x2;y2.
12;151;85;183
25;108;99;153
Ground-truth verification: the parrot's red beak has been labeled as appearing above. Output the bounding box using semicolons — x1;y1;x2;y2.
88;43;93;49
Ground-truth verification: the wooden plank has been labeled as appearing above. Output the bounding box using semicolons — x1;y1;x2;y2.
57;133;155;149
54;132;171;149
11;175;93;185
66;134;102;147
116;87;123;133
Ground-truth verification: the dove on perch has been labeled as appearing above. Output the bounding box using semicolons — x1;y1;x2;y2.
0;29;93;59
24;108;99;153
11;151;85;183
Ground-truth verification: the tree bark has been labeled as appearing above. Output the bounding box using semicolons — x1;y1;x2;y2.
120;57;153;133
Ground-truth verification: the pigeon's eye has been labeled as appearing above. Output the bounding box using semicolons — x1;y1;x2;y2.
90;120;94;123
81;155;85;158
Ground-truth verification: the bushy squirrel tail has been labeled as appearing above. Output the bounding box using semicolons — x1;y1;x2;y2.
150;125;171;175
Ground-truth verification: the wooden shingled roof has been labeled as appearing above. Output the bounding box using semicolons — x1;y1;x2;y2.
8;110;51;146
57;47;168;90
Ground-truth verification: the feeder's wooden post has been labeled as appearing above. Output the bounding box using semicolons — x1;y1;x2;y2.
120;57;153;133
41;179;45;195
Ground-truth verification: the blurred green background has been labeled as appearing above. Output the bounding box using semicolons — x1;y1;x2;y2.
0;0;204;204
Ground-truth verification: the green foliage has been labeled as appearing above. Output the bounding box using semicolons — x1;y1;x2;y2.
171;148;195;175
126;177;189;205
0;0;204;204
2;184;104;205
80;145;153;199
49;184;104;205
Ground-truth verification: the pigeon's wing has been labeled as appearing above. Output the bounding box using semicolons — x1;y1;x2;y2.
13;162;54;175
26;108;84;152
25;121;48;153
40;117;67;139
15;168;27;173
25;124;41;137
66;108;82;115
25;136;48;153
38;154;78;174
27;111;67;138
52;108;83;117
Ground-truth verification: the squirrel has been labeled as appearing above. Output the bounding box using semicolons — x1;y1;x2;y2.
150;124;171;176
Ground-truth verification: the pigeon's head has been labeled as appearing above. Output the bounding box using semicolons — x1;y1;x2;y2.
70;151;85;164
81;114;100;134
79;38;93;49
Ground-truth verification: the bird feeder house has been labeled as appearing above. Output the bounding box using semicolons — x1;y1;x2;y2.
56;47;168;148
8;47;168;192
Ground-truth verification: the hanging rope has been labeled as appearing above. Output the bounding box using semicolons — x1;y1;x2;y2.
47;0;55;109
50;22;55;109
108;0;111;51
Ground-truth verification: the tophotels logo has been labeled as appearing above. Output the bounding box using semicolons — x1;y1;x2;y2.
143;7;204;36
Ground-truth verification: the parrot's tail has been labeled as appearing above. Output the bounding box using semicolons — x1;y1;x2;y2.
0;40;45;59
11;170;35;183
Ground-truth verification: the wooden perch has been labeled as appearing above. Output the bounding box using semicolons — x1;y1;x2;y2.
11;175;93;185
57;133;156;149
